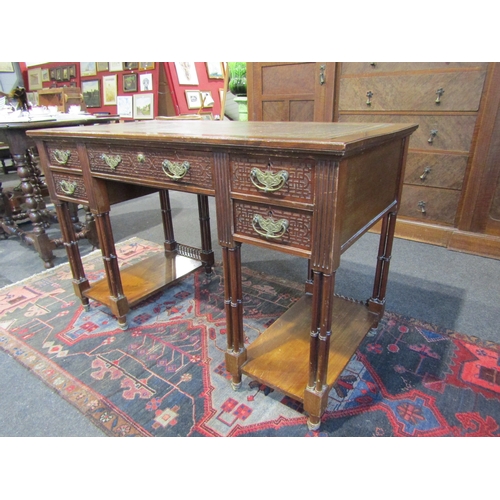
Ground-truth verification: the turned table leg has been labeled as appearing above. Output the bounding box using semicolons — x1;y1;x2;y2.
197;194;214;274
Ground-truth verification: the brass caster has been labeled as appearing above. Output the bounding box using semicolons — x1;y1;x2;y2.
118;321;128;331
231;381;242;391
307;417;321;431
83;304;90;312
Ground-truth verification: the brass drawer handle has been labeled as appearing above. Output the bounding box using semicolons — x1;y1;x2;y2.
366;91;373;106
59;180;77;195
162;159;190;180
101;154;122;170
418;201;427;214
319;65;326;85
428;130;438;144
53;149;71;165
137;153;146;163
420;167;432;181
252;214;289;239
435;88;445;104
250;167;289;192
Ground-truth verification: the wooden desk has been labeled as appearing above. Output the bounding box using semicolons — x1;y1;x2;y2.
0;114;119;268
28;120;417;429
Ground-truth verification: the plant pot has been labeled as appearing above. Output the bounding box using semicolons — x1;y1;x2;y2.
233;96;248;121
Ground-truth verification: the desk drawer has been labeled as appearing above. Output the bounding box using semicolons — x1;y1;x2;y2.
51;172;88;203
86;145;214;189
46;142;81;170
230;154;314;204
233;200;312;251
341;62;488;75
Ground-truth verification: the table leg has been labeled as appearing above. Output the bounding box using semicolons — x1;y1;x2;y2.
159;189;177;253
368;209;397;324
222;244;247;390
197;194;214;274
54;201;91;309
304;270;336;430
94;211;129;329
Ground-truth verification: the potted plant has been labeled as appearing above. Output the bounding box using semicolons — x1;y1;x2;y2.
228;62;247;121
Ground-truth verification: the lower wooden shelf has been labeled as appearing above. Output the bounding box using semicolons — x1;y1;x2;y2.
242;294;378;402
83;252;202;308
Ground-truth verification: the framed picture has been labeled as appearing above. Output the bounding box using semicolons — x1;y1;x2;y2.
133;93;154;119
103;74;117;105
185;90;202;109
0;62;14;72
117;95;133;118
41;68;50;82
123;73;137;92
50;68;56;80
109;62;123;72
80;62;97;76
62;67;69;81
97;62;109;72
139;62;155;70
68;64;76;78
124;62;138;70
175;62;199;85
27;68;43;90
140;73;153;91
56;67;62;81
82;79;101;108
206;62;224;79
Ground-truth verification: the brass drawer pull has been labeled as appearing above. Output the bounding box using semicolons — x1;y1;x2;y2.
101;154;122;170
418;201;427;214
59;180;77;195
137;153;146;163
250;167;289;192
53;149;71;165
252;214;289;239
420;167;432;181
319;65;326;85
366;91;373;106
435;88;445;104
428;129;438;144
162;160;190;180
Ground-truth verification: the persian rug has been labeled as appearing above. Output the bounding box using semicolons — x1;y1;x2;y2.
1;237;499;437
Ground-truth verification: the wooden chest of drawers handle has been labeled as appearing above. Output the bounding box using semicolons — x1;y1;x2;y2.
435;87;445;104
252;214;289;239
418;200;427;214
162;159;190;180
366;90;373;106
53;149;71;165
428;129;438;144
420;167;432;181
101;154;122;170
59;179;77;195
250;166;289;192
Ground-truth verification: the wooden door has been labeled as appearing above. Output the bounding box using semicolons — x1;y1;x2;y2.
247;62;336;122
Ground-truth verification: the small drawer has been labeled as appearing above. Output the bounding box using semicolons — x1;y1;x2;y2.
233;200;312;251
341;62;488;75
230;154;314;204
404;152;468;190
51;172;88;203
46;142;81;170
86;145;214;190
399;185;461;226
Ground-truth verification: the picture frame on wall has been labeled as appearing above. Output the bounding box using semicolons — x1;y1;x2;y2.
27;68;43;90
206;62;224;79
175;62;199;85
103;74;117;105
80;62;97;77
139;62;155;70
117;95;133;118
124;62;139;70
56;68;62;81
62;67;69;81
109;62;123;72
0;62;14;72
41;68;50;82
123;73;137;92
200;91;214;108
69;64;76;78
133;93;154;119
97;62;109;72
140;73;153;91
82;79;101;108
50;68;56;81
185;90;202;109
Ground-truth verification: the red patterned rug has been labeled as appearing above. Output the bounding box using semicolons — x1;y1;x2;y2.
1;238;499;437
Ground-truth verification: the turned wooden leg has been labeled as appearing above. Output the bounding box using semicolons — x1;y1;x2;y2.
304;270;336;430
94;211;129;329
159;189;177;253
197;194;214;274
55;201;90;309
368;210;397;325
222;244;247;390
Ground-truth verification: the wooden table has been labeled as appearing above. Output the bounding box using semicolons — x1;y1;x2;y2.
28;120;417;430
0;114;119;268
